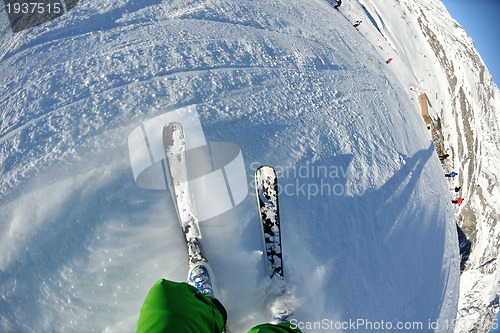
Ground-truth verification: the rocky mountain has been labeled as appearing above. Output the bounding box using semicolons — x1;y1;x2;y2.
354;0;500;331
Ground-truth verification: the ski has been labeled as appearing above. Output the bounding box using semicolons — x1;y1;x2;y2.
255;165;284;280
256;165;296;323
163;122;231;332
163;122;207;265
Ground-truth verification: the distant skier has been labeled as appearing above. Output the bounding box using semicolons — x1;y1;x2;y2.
439;153;449;161
452;197;464;205
445;171;458;179
334;0;341;9
353;20;362;28
454;186;461;193
136;262;302;333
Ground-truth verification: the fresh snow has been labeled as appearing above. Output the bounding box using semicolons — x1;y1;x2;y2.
0;0;473;332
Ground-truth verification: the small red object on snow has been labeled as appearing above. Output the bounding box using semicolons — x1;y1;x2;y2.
386;58;393;64
330;1;334;4
457;197;464;205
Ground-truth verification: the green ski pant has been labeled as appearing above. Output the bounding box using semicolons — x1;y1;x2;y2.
136;279;302;333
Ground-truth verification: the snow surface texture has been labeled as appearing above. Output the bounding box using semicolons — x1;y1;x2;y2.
0;0;462;332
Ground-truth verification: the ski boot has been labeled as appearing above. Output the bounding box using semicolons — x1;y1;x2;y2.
272;303;294;323
187;261;215;297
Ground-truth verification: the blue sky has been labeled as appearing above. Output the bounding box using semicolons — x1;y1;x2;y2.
441;0;500;88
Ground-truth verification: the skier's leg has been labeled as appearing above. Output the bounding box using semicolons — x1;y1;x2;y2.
248;321;303;333
137;279;226;333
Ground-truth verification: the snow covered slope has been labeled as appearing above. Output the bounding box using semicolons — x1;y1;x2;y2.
344;0;500;331
0;1;459;332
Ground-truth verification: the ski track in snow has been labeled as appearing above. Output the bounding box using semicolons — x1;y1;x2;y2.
0;0;462;332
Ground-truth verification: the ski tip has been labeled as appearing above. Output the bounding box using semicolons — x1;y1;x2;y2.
163;122;186;144
163;121;183;134
256;165;275;172
255;165;276;178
